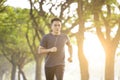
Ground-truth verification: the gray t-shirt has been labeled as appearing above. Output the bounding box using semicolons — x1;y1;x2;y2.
40;33;70;67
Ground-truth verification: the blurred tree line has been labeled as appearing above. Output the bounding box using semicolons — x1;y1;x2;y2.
0;0;120;80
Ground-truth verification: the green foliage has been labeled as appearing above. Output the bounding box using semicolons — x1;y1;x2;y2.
0;0;6;12
0;6;33;67
105;0;117;5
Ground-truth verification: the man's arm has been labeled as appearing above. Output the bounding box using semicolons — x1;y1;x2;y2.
38;46;57;54
66;41;73;62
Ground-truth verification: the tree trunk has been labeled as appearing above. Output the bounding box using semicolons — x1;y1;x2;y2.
76;32;89;80
21;70;27;80
18;66;27;80
105;46;115;80
18;70;20;80
76;0;89;78
0;71;3;80
11;63;16;80
35;55;44;80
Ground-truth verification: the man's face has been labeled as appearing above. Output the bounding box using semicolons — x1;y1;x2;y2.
51;21;62;34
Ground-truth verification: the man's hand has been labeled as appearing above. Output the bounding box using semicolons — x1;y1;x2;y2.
48;47;57;52
68;57;72;62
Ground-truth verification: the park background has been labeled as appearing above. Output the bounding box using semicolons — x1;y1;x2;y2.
0;0;120;80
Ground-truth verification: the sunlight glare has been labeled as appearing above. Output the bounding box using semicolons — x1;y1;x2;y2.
5;0;30;8
117;0;120;4
84;32;105;63
71;25;79;33
65;32;106;80
84;32;105;79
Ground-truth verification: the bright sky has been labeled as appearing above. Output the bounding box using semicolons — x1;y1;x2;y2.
5;0;30;8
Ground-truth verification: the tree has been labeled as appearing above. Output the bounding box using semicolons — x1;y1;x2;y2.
0;7;32;80
76;0;89;79
91;0;120;79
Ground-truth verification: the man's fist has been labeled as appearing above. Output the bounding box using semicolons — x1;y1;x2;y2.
68;57;72;62
49;47;57;52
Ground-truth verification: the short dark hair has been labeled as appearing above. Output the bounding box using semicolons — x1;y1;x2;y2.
51;18;61;24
